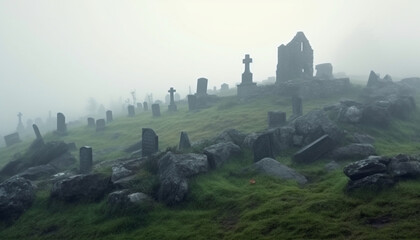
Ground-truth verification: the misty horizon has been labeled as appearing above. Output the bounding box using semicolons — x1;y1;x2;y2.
1;0;420;137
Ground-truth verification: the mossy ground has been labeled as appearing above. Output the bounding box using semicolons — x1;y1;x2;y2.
1;85;420;239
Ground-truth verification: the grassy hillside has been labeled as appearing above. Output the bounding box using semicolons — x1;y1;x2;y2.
1;85;420;239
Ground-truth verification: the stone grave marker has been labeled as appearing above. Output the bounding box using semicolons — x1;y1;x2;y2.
143;102;149;111
106;110;113;123
253;133;274;162
196;78;208;97
87;117;95;127
178;131;191;150
293;135;334;163
4;132;21;147
32;124;44;146
292;96;303;117
152;104;161;117
267;111;286;128
128;105;135;117
80;146;93;174
237;54;257;98
168;87;177;112
142;128;158;157
96;119;106;132
137;102;143;112
187;95;197;111
56;112;67;135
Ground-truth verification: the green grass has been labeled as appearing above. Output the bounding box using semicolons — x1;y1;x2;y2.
2;86;420;239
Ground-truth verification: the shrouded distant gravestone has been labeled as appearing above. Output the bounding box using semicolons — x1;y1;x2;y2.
237;54;257;98
187;95;197;111
292;96;303;117
4;132;21;147
196;78;208;97
221;83;229;91
142;128;158;157
152;104;161;117
87;117;95;128
16;112;24;133
137;102;143;112
267;111;286;128
96;119;106;132
56;112;67;135
168;87;177;112
178;131;191;150
128;105;135;117
106;110;113;123
80;146;93;174
143;102;149;111
253;133;274;162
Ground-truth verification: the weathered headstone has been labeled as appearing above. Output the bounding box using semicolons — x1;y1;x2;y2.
143;102;149;111
80;146;93;174
128;105;135;117
32;124;44;146
178;131;191;150
168;87;177;112
253;133;274;162
292;96;303;117
152;104;161;117
237;54;257;97
293;135;334;163
96;119;106;132
142;128;158;157
187;95;197;111
267;111;286;128
196;78;208;97
4;132;21;147
106;110;113;123
56;112;67;135
137;102;143;111
87;117;95;127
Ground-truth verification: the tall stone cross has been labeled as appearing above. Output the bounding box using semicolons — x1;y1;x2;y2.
17;112;23;124
168;87;176;105
243;54;253;73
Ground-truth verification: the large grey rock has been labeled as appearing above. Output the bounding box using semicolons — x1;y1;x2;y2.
292;135;334;163
253;158;307;184
343;158;388;181
17;164;57;180
388;155;420;178
361;103;391;127
108;189;151;207
111;165;134;182
49;151;76;170
252;133;274;162
158;152;209;205
0;176;35;220
330;144;376;160
204;142;242;169
213;129;246;146
243;132;260;149
51;173;111;202
269;126;295;155
347;173;395;191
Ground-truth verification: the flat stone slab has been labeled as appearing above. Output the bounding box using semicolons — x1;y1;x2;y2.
292;134;334;163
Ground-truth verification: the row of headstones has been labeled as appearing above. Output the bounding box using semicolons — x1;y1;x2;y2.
267;96;303;128
87;110;113;131
128;103;162;118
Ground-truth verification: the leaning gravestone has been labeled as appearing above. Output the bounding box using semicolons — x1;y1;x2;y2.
267;111;286;128
253;133;274;162
143;102;149;111
152;104;161;117
87;117;95;128
56;112;67;135
187;95;197;111
32;124;44;146
80;146;93;174
293;134;334;163
178;131;191;150
292;96;303;117
4;132;21;147
142;128;158;157
128;105;135;117
196;78;208;97
106;110;113;123
96;119;106;132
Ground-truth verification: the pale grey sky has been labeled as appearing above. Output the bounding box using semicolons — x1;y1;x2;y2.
1;0;420;136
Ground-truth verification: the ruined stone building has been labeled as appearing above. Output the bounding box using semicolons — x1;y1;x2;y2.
276;32;313;83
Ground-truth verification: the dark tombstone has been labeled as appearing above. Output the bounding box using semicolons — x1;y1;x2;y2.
196;78;208;97
128;105;135;117
237;54;257;97
267;111;286;128
142;128;158;157
187;95;197;111
143;102;149;111
96;119;106;132
80;146;93;174
292;135;334;163
87;117;95;127
32;124;44;146
315;63;333;80
137;102;143;112
106;110;113;123
178;131;191;150
4;132;21;147
292;96;303;117
151;104;161;117
56;112;67;135
253;133;274;162
168;87;177;112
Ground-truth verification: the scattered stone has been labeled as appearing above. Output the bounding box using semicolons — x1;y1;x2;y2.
361;103;391;127
17;164;57;180
204;142;242;169
0;176;35;221
49;151;76;170
243;132;260;149
267;111;286;128
330;143;376;160
252;158;307;184
108;190;151;207
213;128;246;146
142;128;158;157
343;157;388;181
80;146;93;174
151;104;161;117
178;131;191;150
292;135;334;163
111;165;133;182
388;155;420;178
347;173;395;191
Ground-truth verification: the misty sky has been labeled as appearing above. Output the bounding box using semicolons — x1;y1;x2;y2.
1;0;420;136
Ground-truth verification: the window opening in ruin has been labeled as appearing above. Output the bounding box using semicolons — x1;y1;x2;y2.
300;42;303;52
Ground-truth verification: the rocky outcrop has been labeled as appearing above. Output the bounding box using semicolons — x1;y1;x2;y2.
252;158;307;184
17;164;57;180
0;176;35;220
203;142;242;169
107;189;152;208
329;144;376;161
213;128;246;146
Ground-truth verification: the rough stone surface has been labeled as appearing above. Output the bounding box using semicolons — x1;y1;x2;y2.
178;131;191;150
108;190;151;207
347;173;395;191
51;173;111;202
252;133;274;162
269;126;295;155
330;144;376;160
49;151;76;170
17;164;57;180
204;142;242;169
243;132;260;149
388;155;420;178
0;176;35;220
213;129;246;146
267;111;286;128
142;128;158;157
353;133;375;144
292;135;334;163
361;103;391;127
343;158;388;181
253;158;307;184
324;161;340;172
111;165;134;182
